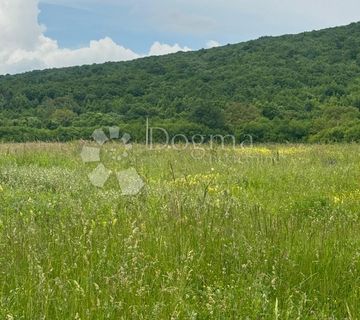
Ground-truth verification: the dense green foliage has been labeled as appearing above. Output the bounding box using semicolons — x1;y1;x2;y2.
1;22;360;142
1;143;360;318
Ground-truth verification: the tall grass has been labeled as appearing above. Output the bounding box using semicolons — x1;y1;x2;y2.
0;143;359;319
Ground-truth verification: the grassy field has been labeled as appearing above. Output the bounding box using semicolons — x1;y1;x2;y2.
0;143;360;319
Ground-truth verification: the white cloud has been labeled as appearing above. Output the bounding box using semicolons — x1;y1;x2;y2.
0;0;192;74
42;37;141;68
206;40;221;48
149;42;192;56
0;0;44;51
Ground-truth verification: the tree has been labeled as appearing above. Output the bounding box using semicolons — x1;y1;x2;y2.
51;109;76;127
190;102;225;129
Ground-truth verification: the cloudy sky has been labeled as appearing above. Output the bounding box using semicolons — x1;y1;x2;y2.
0;0;360;75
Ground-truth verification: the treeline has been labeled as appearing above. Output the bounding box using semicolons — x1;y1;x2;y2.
1;22;360;142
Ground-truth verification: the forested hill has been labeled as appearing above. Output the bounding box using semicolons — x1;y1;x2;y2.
1;22;360;142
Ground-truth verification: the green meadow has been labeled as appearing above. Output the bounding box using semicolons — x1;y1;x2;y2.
0;143;360;319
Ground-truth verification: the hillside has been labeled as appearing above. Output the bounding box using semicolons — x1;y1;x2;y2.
1;22;360;142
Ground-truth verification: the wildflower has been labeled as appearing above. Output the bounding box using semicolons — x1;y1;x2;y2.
278;147;306;155
334;196;340;203
208;187;215;193
333;196;342;204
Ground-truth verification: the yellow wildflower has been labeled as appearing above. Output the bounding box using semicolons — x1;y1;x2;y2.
333;196;341;204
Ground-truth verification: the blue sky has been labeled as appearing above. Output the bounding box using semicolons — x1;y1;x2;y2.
38;2;159;52
38;1;223;53
38;0;360;52
1;0;360;74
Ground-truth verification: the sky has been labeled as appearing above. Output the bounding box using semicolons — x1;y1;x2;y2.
0;0;360;75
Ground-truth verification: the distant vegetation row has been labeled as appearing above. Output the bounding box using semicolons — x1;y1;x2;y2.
1;22;360;142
